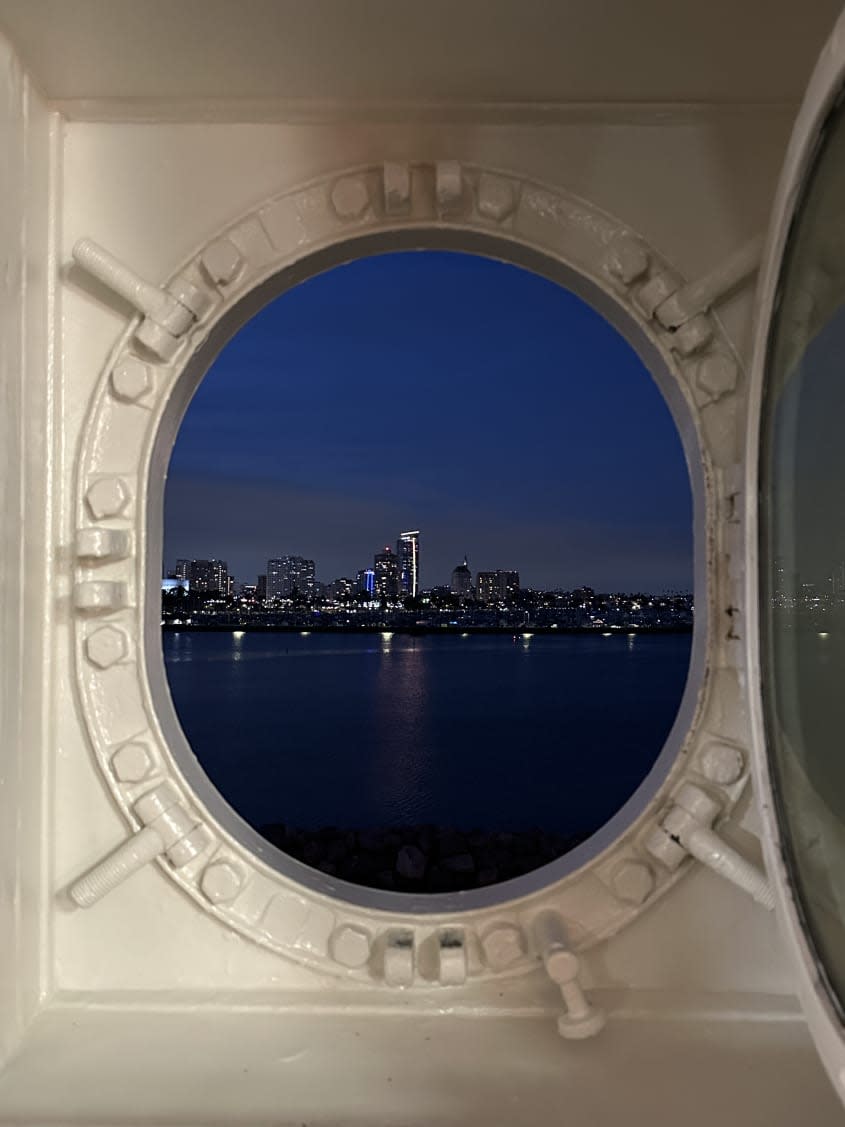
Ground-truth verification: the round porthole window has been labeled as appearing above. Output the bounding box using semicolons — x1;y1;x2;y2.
70;164;741;983
161;248;695;899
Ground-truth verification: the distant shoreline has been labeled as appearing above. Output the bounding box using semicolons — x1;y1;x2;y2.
161;622;692;636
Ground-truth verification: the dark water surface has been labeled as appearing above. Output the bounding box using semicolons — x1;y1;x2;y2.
163;631;692;840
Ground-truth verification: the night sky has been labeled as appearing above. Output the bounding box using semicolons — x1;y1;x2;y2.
164;251;692;592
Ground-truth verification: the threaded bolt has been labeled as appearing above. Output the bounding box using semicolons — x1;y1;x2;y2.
69;825;164;907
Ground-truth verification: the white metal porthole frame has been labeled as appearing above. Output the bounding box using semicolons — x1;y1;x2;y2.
67;160;759;993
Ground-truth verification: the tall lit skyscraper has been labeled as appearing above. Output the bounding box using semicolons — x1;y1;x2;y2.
397;530;420;597
357;568;375;597
374;546;401;599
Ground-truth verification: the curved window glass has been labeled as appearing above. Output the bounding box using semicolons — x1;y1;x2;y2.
760;97;845;1014
162;250;694;895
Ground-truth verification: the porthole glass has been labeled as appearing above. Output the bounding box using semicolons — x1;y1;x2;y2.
760;97;845;1015
161;249;694;895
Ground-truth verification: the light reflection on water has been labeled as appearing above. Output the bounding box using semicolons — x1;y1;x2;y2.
162;630;691;836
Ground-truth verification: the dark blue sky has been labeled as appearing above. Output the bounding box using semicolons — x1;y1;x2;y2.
164;251;692;592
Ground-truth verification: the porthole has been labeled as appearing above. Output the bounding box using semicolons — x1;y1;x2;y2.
161;248;695;899
71;163;743;982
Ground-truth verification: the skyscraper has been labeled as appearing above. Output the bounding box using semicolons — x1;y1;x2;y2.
183;559;229;595
476;570;520;604
451;556;472;599
356;568;375;597
266;556;317;600
373;546;401;599
396;530;420;597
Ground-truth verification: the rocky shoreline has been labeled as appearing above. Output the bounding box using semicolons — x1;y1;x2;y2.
259;823;589;893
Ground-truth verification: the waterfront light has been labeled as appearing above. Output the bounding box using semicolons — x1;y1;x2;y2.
233;631;245;640
819;632;829;638
300;631;311;637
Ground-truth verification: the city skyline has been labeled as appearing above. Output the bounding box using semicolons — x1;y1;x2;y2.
164;251;693;591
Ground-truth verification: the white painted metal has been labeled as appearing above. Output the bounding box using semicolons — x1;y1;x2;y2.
66;160;774;990
745;6;845;1106
0;1;843;1121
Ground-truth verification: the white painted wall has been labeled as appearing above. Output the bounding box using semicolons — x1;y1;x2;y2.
0;32;54;1057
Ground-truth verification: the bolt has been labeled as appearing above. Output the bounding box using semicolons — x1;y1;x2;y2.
604;236;649;286
672;314;713;357
86;477;130;520
531;911;606;1040
331;176;370;220
696;352;738;402
69;824;165;908
330;924;372;968
85;625;129;669
700;742;745;785
201;238;244;285
111;741;153;783
110;357;152;403
481;923;525;970
611;860;655;905
68;783;209;908
477;173;516;222
200;860;245;905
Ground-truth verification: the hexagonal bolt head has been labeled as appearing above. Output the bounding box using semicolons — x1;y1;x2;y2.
481;923;525;970
201;238;244;285
200;860;245;905
85;624;129;669
331;176;370;220
111;741;154;783
86;477;130;520
477;174;516;222
604;237;649;286
330;924;372;968
700;742;744;785
110;357;152;403
672;314;713;357
611;860;655;906
696;353;738;402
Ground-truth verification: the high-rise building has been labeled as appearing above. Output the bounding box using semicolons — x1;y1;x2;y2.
186;559;229;595
451;556;472;599
329;577;355;602
476;570;520;604
397;530;420;597
175;559;191;581
266;556;317;600
256;574;267;602
373;546;401;599
356;568;375;597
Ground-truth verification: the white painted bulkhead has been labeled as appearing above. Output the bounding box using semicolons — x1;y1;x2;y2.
0;3;844;1123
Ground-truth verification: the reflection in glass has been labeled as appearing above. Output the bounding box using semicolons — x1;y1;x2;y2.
760;97;845;1015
